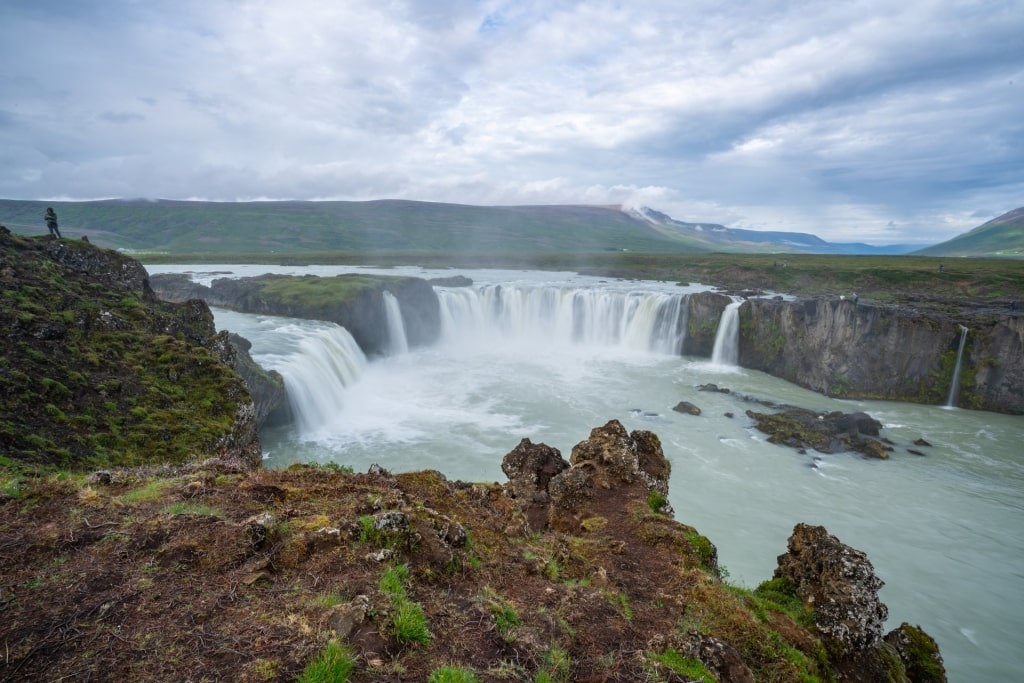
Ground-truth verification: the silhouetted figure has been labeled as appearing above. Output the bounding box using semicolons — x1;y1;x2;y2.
938;263;944;273
44;207;61;238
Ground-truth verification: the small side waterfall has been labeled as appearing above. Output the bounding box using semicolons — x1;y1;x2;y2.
710;300;743;366
383;292;409;355
945;325;969;408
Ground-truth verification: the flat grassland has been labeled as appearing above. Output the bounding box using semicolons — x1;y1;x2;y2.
142;251;1024;319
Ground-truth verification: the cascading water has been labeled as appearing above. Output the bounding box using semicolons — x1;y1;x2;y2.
710;300;743;366
255;323;368;434
436;285;688;354
383;291;409;355
945;325;969;408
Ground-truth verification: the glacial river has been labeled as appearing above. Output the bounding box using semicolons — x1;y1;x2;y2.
148;264;1024;681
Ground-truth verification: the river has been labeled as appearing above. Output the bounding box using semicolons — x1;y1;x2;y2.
147;264;1024;681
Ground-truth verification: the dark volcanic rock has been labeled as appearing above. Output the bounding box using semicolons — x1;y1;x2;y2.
501;438;569;532
225;332;288;428
746;407;891;458
501;420;673;534
775;523;888;655
672;401;702;415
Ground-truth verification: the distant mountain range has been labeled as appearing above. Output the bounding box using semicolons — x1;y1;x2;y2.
621;206;916;255
0;198;1020;257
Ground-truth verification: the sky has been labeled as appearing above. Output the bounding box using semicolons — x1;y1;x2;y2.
2;1;1022;245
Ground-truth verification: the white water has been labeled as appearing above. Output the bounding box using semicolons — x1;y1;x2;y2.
149;264;1024;681
383;291;409;355
710;299;742;366
946;325;969;408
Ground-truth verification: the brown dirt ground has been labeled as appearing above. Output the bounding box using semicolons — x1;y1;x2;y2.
0;454;826;683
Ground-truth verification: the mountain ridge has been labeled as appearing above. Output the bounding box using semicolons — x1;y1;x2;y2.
2;200;1015;259
2;197;1012;256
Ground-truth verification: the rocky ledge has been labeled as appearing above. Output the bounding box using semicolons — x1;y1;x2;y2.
0;420;945;682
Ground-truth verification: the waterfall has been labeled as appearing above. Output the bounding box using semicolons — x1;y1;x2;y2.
383;292;409;355
435;285;688;353
259;324;368;434
945;325;969;408
710;300;743;366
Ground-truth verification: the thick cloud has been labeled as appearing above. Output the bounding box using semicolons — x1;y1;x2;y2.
1;0;1021;244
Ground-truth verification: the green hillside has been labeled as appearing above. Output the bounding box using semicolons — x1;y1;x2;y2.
0;198;717;255
915;207;1024;257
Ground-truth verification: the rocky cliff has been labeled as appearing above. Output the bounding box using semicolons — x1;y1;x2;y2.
0;229;262;470
736;297;1024;413
150;272;442;356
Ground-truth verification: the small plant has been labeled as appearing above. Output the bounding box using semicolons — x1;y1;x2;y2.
649;648;715;683
298;640;356;683
428;665;480;683
535;645;571;683
379;563;410;598
481;591;519;642
120;479;174;503
162;502;222;517
310;461;355;474
647;490;668;513
358;514;380;544
392;597;431;645
379;564;431;646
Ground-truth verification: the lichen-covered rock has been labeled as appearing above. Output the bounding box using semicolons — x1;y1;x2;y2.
747;408;890;458
548;420;672;532
774;523;888;655
884;623;948;683
567;419;670;495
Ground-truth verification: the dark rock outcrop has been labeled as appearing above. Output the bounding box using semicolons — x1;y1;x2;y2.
774;523;947;682
502;420;672;534
501;439;570;532
672;400;702;415
746;408;892;458
775;523;889;654
225;332;288;427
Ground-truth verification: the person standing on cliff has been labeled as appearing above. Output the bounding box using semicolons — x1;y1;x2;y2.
44;207;61;238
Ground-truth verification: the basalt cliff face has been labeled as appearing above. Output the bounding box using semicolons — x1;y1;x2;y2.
735;298;1023;413
150;272;441;356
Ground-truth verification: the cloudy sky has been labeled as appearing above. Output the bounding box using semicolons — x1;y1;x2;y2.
2;0;1022;244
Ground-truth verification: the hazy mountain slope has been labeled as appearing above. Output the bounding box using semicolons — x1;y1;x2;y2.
626;207;915;255
915;207;1024;257
0;199;714;255
2;198;914;255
